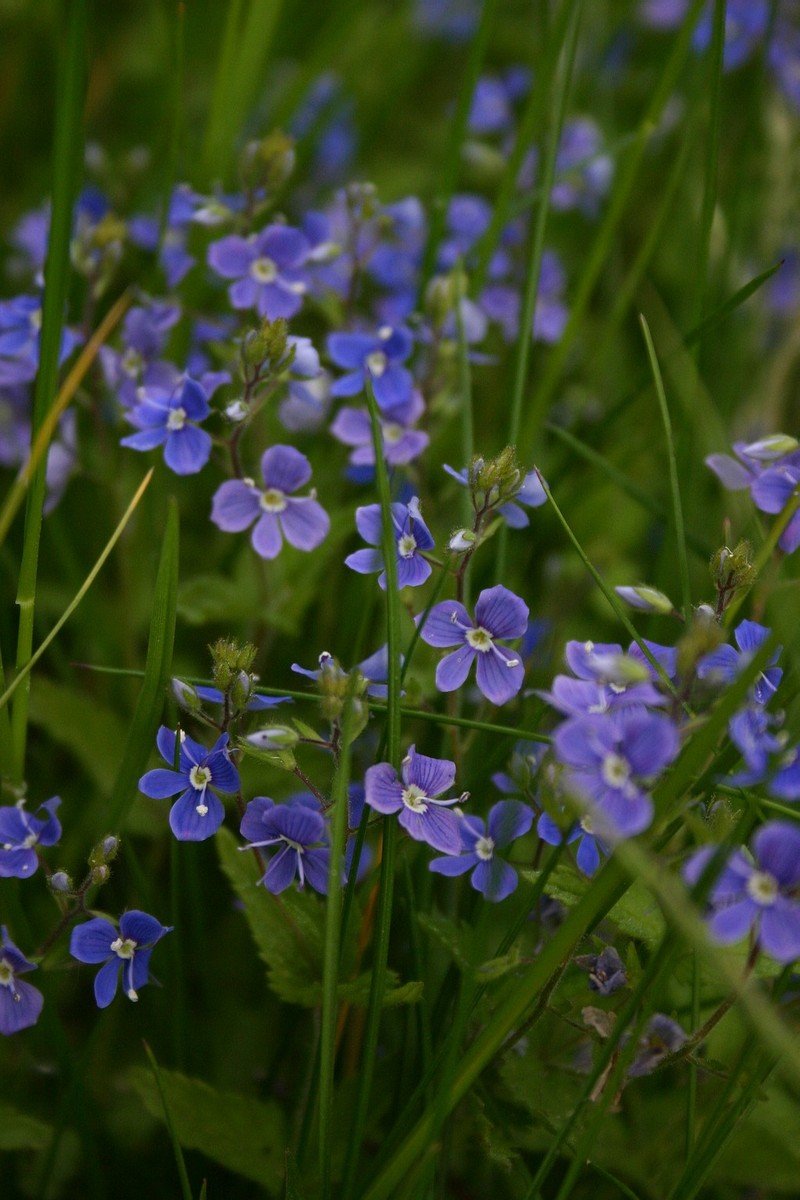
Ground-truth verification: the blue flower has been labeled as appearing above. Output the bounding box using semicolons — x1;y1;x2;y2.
429;800;533;900
697;619;782;705
0;927;43;1035
327;325;415;411
208;224;311;320
685;822;800;963
0;797;61;878
537;809;607;876
419;586;529;705
365;746;464;853
553;708;680;838
138;726;240;841
574;945;627;995
70;911;171;1008
120;374;215;475
0;295;81;385
240;797;331;894
443;462;546;528
346;497;435;589
332;390;429;469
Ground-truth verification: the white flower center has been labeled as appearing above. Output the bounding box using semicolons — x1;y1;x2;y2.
580;814;595;835
383;422;403;445
601;753;631;789
366;350;388;377
250;256;278;283
475;835;495;861
167;406;187;431
111;937;137;960
0;961;13;986
747;870;779;906
402;785;428;813
121;348;143;377
30;308;42;332
398;533;417;558
260;487;287;513
466;627;494;652
189;764;212;790
22;833;37;850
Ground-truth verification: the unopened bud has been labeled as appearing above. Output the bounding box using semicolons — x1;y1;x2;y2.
91;864;110;886
615;585;675;615
742;433;798;461
246;726;299;751
49;871;72;894
171;678;200;711
225;399;249;423
449;528;476;552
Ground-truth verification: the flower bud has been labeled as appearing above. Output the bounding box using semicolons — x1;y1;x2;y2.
742;433;798;461
211;638;257;691
590;653;650;686
246;726;300;751
224;399;249;423
91;864;110;886
171;678;200;712
49;870;73;895
89;834;120;870
241;317;290;373
614;585;675;615
711;540;755;598
240;130;296;194
448;528;476;552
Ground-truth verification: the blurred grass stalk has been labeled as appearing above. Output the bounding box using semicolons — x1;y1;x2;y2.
10;0;87;782
202;0;284;185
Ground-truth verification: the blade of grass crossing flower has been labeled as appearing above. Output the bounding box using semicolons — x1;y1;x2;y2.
319;679;357;1200
521;0;706;457
536;473;679;695
496;0;582;583
0;471;155;711
142;1042;194;1200
10;0;87;781
639;315;692;618
340;378;403;1194
107;499;180;828
0;291;131;553
418;0;499;293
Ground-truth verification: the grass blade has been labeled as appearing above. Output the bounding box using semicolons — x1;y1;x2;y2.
339;378;403;1194
0;470;154;710
10;0;87;781
640;314;692;618
107;497;180;828
142;1042;194;1200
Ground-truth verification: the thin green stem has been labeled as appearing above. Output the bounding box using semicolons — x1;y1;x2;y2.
640;315;692;618
340;377;403;1194
11;0;87;780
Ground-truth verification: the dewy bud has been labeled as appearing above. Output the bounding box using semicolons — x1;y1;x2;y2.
211;638;257;690
230;670;254;712
449;528;476;552
89;834;120;869
247;726;299;751
741;433;799;461
91;864;110;886
49;870;73;894
614;585;674;615
225;399;249;423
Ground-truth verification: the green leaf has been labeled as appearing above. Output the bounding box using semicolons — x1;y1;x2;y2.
285;1148;306;1200
128;1065;285;1189
0;1104;51;1151
107;498;179;828
216;828;420;1007
27;677;127;792
521;863;666;947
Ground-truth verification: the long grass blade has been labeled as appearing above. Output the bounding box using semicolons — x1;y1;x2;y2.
142;1042;194;1200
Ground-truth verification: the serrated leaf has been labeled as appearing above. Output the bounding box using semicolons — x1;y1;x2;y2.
128;1066;285;1188
217;827;420;1007
521;863;666;947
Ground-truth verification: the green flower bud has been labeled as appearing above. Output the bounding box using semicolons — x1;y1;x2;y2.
171;678;201;712
240;130;296;193
241;317;291;373
741;433;799;461
615;585;675;615
449;528;476;552
211;639;257;691
246;726;299;751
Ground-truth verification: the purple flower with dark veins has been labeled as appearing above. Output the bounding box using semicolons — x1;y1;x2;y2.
365;746;464;853
120;374;213;475
419;585;529;705
208;224;311;319
346;498;434;589
0;797;61;879
574;945;627;995
429;800;533;901
70;910;171;1008
211;445;329;560
138;726;240;841
685;821;800;963
0;927;43;1035
240;797;331;894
